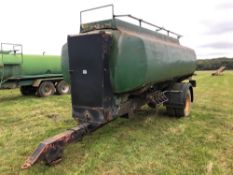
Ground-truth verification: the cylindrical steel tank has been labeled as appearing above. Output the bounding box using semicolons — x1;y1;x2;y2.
0;54;61;82
61;44;70;83
20;55;61;76
62;19;196;94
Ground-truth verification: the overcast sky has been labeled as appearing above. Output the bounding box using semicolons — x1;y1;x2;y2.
0;0;232;59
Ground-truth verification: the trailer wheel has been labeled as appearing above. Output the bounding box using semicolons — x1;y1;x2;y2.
166;107;175;116
166;90;191;117
37;81;55;97
56;80;70;95
20;86;37;96
182;90;191;116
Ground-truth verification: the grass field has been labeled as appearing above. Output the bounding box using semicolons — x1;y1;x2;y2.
0;71;233;175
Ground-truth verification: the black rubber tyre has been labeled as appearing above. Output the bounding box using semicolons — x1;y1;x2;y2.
181;90;191;117
166;90;191;117
37;81;55;97
56;80;70;95
20;86;37;96
166;107;175;116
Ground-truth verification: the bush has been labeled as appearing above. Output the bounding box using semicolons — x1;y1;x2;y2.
196;57;233;70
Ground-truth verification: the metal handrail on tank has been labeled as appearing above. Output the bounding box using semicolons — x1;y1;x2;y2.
80;4;182;40
113;14;182;39
0;43;23;62
80;4;114;26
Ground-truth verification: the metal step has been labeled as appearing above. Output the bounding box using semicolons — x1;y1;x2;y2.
147;91;168;106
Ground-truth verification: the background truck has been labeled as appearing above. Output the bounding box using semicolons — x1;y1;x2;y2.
0;43;70;97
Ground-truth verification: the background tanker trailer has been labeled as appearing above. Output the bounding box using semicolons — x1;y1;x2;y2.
22;5;196;168
0;43;70;97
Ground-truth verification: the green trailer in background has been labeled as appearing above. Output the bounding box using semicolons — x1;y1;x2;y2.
0;43;70;97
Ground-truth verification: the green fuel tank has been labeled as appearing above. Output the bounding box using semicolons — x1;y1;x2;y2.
62;18;196;94
20;11;197;168
0;54;61;84
20;55;61;76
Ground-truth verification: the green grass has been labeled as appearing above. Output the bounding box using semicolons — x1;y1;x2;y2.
0;71;233;175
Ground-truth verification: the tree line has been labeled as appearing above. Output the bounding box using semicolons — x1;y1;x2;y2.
196;57;233;70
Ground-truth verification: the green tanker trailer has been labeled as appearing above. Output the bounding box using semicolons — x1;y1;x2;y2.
0;43;70;97
22;5;196;168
